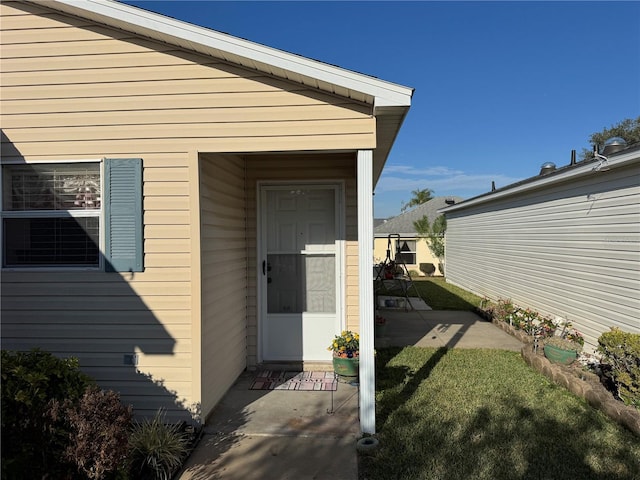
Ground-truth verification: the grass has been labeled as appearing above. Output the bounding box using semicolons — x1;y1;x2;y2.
379;276;483;310
360;347;640;480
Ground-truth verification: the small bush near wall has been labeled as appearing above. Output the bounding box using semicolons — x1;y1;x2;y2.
1;349;135;479
1;349;94;479
598;328;640;409
51;386;133;479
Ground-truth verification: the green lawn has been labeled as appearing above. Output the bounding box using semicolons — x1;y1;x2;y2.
360;347;640;480
377;277;482;310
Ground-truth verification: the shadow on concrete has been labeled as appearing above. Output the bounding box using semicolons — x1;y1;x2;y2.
375;309;523;351
177;371;360;480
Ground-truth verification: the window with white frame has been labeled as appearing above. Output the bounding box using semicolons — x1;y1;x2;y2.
395;239;417;265
2;163;101;267
2;158;144;271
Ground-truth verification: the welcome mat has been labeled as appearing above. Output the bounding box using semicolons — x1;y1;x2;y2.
250;370;337;391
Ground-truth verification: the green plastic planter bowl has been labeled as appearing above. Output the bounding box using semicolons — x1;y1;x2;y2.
332;355;359;380
544;344;577;365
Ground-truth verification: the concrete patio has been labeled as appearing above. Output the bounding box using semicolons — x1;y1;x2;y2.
176;308;523;479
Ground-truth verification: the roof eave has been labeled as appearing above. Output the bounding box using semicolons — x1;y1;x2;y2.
26;0;413;180
439;147;640;214
26;0;413;107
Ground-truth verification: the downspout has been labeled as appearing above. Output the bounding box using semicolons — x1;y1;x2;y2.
357;149;375;434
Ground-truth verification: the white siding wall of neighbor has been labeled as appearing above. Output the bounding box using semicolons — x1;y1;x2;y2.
0;1;374;422
445;160;640;352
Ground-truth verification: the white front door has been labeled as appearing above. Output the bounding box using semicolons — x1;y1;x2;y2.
260;185;342;362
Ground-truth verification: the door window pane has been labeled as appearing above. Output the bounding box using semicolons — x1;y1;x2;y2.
305;254;335;313
267;254;302;313
267;253;335;314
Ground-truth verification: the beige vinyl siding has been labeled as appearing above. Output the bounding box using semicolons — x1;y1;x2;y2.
1;1;371;420
244;153;359;367
1;2;375;162
0;153;194;422
445;162;640;352
198;153;248;419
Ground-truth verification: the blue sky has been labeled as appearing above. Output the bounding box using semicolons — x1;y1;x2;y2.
123;1;640;218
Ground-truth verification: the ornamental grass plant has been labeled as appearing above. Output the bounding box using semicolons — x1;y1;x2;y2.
128;409;189;480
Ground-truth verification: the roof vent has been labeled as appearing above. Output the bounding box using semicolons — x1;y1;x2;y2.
539;162;556;175
601;137;627;156
444;197;456;205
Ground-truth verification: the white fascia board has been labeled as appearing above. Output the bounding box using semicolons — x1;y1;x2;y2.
374;232;416;237
439;149;640;214
30;0;413;108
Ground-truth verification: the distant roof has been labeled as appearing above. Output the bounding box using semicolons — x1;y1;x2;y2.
373;218;388;229
374;196;463;236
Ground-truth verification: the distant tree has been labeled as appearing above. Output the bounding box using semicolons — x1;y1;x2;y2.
401;188;434;212
580;117;640;160
414;214;447;272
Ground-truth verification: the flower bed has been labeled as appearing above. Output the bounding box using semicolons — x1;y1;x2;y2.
477;299;640;436
521;343;640;436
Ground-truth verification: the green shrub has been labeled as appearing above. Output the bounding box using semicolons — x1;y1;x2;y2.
55;386;133;479
597;328;640;409
129;409;189;480
1;348;94;479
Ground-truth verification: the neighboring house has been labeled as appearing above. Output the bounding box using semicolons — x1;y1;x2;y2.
440;144;640;353
0;0;413;433
374;196;462;276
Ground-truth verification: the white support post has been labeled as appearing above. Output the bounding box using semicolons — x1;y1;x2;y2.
357;149;375;434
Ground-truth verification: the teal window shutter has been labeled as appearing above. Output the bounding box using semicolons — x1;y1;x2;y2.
104;158;143;272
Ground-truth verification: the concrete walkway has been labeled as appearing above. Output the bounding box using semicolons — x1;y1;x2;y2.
177;308;522;479
177;372;359;480
376;309;524;351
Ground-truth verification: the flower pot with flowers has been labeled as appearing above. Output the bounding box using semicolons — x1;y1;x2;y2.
328;330;359;381
543;323;584;365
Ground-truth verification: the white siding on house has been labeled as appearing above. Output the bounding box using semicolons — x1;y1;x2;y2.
445;161;640;352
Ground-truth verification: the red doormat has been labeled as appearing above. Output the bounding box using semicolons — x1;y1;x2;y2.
250;370;337;391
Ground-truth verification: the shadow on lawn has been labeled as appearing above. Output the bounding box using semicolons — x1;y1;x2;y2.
367;352;640;480
375;347;448;429
410;278;478;311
